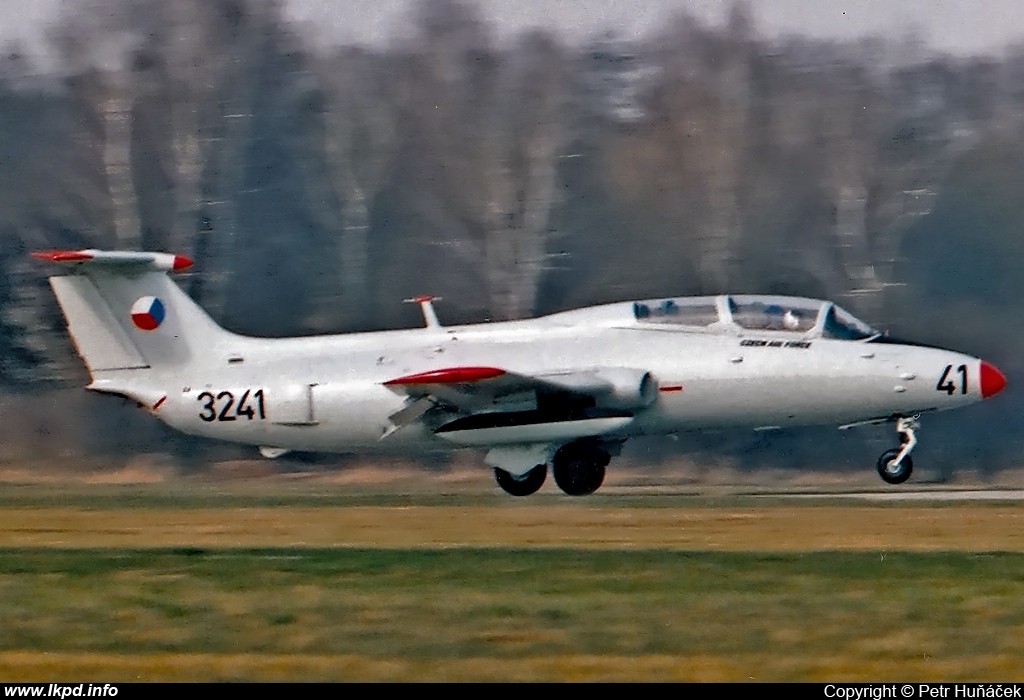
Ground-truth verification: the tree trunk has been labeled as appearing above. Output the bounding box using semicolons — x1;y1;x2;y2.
196;43;258;323
101;70;140;250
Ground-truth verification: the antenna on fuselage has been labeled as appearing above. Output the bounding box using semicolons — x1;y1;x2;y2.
404;295;443;329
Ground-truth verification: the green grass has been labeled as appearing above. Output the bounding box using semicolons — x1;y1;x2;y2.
0;548;1023;681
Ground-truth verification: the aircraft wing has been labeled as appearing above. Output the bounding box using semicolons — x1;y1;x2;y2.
381;365;657;442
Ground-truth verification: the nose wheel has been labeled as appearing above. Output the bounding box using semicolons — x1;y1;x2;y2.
494;464;547;497
876;415;918;485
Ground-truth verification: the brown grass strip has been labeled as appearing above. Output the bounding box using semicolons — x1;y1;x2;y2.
0;505;1023;550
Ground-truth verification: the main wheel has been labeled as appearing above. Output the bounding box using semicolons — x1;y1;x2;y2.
494;464;547;496
876;448;913;485
552;443;608;496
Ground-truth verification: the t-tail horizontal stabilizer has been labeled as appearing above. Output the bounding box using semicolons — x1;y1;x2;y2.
32;249;193;272
33;248;232;376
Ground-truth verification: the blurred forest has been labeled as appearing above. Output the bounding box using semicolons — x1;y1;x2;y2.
0;0;1022;477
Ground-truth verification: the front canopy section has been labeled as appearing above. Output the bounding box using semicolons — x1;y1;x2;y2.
727;295;821;333
820;303;880;341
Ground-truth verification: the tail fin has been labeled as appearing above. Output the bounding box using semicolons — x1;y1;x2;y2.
33;249;234;375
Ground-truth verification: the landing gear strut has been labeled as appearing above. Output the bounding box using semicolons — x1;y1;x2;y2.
552;441;610;496
876;415;919;485
494;464;547;497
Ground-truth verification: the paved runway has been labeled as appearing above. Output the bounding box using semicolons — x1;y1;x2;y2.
598;483;1024;500
767;489;1024;501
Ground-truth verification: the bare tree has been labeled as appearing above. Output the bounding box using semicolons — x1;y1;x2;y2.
161;0;225;257
698;0;753;292
479;31;569;320
306;47;400;329
49;1;140;249
821;71;884;306
405;2;571;320
190;1;268;321
101;65;141;250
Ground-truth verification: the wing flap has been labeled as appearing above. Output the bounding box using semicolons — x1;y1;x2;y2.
381;396;437;439
436;416;634;446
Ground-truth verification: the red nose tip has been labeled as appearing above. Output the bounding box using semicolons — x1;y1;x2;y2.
980;361;1007;399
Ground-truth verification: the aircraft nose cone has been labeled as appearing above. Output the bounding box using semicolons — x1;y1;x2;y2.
981;361;1007;399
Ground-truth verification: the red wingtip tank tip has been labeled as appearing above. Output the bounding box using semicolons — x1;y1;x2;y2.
30;250;93;263
384;367;506;386
172;255;193;271
981;361;1007;399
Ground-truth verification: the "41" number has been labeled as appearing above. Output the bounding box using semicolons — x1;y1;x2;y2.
936;364;967;395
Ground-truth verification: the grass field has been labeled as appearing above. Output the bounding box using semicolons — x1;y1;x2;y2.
2;500;1024;550
0;481;1022;681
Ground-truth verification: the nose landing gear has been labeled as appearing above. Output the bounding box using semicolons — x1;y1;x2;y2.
494;464;547;496
876;415;919;485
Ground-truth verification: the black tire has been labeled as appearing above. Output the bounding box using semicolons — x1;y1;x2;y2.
494;464;547;496
876;448;913;485
552;443;607;496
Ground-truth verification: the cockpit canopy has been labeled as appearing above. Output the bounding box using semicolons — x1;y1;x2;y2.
632;294;879;340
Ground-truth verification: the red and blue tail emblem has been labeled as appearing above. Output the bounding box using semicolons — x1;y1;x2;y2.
130;296;166;331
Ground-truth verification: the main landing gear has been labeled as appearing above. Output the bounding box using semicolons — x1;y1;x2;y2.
552;441;610;496
492;440;612;497
876;415;919;485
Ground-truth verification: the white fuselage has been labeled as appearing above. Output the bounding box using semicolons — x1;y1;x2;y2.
99;302;984;455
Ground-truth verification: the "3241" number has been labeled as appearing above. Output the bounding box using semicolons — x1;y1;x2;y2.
198;389;266;422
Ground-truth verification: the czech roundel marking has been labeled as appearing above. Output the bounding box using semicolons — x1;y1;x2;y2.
130;296;166;331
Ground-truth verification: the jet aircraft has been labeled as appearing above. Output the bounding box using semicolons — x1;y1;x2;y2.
33;249;1006;496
